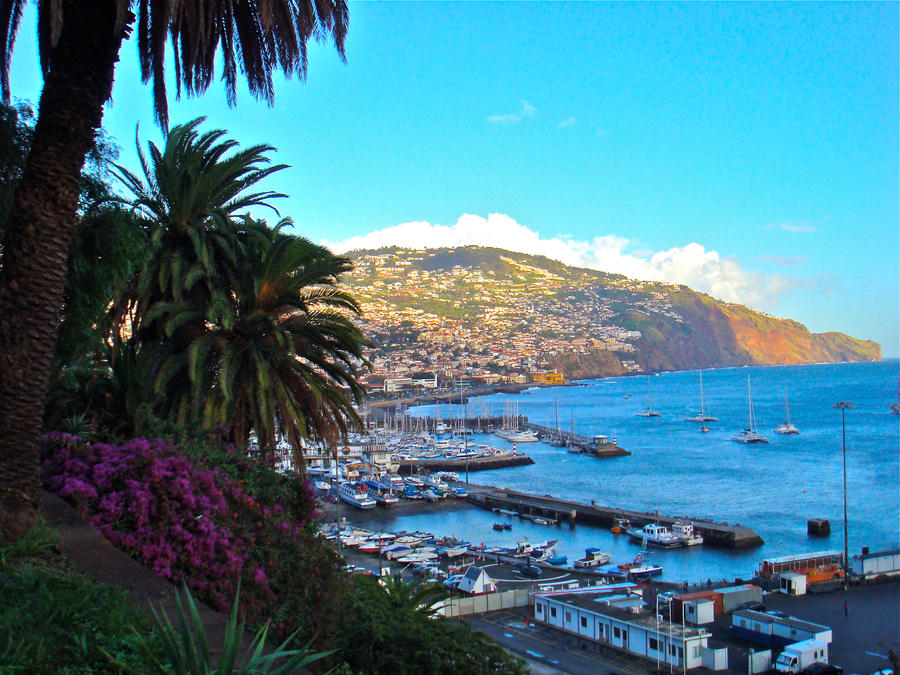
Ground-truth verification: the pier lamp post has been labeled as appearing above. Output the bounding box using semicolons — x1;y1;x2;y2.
833;401;853;583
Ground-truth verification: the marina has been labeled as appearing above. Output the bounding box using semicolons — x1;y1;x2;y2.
363;360;898;583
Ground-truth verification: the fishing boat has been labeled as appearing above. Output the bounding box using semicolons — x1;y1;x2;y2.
611;518;629;534
626;522;685;548
373;491;399;507
574;547;612;568
617;550;663;578
775;392;800;435
732;373;769;443
671;521;704;546
685;370;718;422
636;374;662;417
338;482;376;510
530;515;558;526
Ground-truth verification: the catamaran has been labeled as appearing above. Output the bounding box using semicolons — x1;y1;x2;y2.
685;370;717;422
635;374;662;417
732;373;769;443
774;392;800;435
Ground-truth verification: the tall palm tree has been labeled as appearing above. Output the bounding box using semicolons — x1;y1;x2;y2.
111;117;287;345
155;229;368;473
0;1;348;539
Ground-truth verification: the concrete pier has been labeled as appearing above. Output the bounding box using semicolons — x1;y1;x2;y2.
397;454;535;474
465;485;764;549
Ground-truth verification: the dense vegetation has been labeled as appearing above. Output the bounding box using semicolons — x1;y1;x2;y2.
0;521;166;673
0;104;525;672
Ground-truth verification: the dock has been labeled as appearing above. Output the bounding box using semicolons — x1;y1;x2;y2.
465;485;764;549
397;454;534;474
522;421;630;457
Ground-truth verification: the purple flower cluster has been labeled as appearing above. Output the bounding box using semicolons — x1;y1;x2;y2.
41;434;282;616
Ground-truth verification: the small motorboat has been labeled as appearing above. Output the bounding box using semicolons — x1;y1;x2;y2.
492;522;512;531
545;554;568;565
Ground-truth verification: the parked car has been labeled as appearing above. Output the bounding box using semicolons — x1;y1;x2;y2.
443;574;465;589
519;564;542;578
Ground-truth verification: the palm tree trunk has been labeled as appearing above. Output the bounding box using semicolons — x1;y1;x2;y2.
0;1;130;539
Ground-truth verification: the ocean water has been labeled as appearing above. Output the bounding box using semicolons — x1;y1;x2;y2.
366;360;900;583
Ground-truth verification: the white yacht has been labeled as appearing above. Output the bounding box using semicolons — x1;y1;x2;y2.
671;521;704;546
626;522;685;549
685;370;718;422
732;373;769;443
774;392;800;435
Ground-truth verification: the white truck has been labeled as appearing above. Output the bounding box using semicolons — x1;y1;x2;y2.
773;639;830;673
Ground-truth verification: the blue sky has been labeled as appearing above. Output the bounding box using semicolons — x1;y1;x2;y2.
9;2;899;356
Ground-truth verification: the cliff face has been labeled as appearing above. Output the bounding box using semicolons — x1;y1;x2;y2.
718;304;881;364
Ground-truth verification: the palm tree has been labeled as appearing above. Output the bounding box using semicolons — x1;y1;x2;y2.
110;117;287;344
115;119;367;473
155;229;368;473
0;1;348;539
377;576;450;617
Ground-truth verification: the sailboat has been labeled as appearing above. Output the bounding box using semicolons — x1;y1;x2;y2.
685;370;718;422
548;400;566;447
635;374;662;417
732;373;768;443
774;392;800;435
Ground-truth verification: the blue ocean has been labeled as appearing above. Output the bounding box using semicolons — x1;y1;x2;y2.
368;360;900;584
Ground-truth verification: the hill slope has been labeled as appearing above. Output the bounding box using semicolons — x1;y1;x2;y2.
341;246;880;379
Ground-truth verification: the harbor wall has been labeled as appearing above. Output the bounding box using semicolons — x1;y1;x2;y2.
466;486;764;549
397;454;535;475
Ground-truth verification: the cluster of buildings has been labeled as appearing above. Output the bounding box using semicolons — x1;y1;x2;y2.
342;248;686;392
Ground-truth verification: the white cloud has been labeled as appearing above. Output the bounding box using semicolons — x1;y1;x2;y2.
486;100;539;125
521;100;538;117
767;221;818;233
557;117;577;129
760;254;807;266
324;213;797;309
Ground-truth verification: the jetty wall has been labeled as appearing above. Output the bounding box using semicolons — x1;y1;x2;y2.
397;454;534;475
466;485;763;549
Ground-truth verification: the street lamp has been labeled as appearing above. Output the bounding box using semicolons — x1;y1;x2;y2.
833;401;853;582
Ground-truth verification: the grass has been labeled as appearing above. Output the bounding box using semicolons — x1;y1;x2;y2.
0;520;165;674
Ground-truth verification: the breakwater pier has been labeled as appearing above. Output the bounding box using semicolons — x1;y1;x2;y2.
397;454;534;474
465;484;764;549
521;421;630;457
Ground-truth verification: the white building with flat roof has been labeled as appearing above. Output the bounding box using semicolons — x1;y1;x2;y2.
532;585;718;670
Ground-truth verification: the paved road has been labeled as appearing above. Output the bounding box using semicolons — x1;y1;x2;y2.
467;607;656;675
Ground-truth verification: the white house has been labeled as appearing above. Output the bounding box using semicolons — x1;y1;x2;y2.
457;566;497;595
532;585;716;670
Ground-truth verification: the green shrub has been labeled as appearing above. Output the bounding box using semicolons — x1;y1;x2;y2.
0;526;165;674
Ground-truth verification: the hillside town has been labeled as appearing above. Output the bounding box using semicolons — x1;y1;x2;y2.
342;247;688;395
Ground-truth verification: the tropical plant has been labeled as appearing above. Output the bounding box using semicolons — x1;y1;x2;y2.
163;227;368;464
130;584;333;675
110;118;287;345
378;575;450;617
111;119;367;462
0;0;349;539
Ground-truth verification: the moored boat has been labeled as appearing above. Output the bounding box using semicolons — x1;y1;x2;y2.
574;547;612;568
775;392;800;435
626;522;685;548
617;550;663;578
732;373;769;443
671;521;704;546
338;482;376;510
